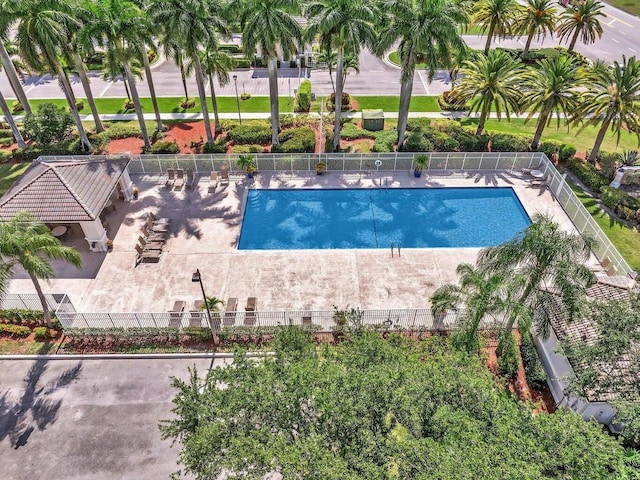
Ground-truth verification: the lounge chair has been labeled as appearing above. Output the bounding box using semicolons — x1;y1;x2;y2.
135;244;161;264
208;171;218;193
186;169;198;190
189;300;203;327
165;168;175;189
244;297;257;326
169;300;185;327
138;235;163;250
224;297;237;326
148;212;172;224
220;165;230;186
174;169;185;190
141;225;169;242
146;217;170;233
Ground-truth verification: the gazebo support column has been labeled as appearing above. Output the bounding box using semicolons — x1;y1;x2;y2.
81;218;108;252
119;168;134;202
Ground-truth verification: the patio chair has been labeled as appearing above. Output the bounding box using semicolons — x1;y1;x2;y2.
135;244;161;264
138;235;163;251
146;217;170;233
208;171;218;193
244;297;257;326
169;300;186;327
148;211;172;225
165;168;176;189
186;169;198;190
223;297;237;326
220;165;230;186
142;224;169;242
189;300;203;327
174;169;185;190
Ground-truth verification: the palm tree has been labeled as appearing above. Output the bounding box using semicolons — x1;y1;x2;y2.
574;56;640;164
82;0;151;149
431;263;509;352
376;0;467;148
477;213;595;342
316;49;360;93
241;0;302;146
150;0;230;144
0;26;31;114
305;0;376;151
472;0;519;55
159;37;191;102
202;43;234;135
137;40;163;133
514;0;556;56
9;0;92;151
452;49;524;135
621;150;640;166
0;212;82;328
519;55;579;149
0;87;26;148
557;0;605;54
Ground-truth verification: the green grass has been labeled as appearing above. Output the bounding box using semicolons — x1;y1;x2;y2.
0;339;60;355
568;180;640;271
605;0;640;16
0;162;29;196
354;95;440;112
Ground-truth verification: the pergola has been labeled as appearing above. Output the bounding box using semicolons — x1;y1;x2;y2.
0;156;134;252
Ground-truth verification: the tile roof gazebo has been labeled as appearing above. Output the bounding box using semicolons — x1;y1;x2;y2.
0;156;133;252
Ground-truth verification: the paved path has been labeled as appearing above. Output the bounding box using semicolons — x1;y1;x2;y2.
0;356;229;480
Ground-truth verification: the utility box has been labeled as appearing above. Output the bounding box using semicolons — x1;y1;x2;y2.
362;109;384;131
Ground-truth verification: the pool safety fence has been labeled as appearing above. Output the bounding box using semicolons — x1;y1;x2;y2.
0;293;67;312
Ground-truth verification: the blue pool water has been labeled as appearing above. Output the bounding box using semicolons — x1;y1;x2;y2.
238;187;531;250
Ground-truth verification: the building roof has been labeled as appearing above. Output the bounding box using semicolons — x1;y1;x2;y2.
0;156;130;223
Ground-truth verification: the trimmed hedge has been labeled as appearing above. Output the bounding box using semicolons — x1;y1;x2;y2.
0;324;31;337
520;330;547;391
149;140;180;154
294;79;312;113
600;186;640;221
228;122;272;144
325;92;351;112
567;158;608;193
490;133;531;152
271;127;316;153
203;140;227;153
425;130;459;152
105;123;142;139
372;129;397;152
341;123;377;140
34;326;58;339
401;131;434;152
232;144;265;153
458;131;490;152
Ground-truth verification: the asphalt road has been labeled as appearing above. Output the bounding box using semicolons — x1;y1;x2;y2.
0;355;230;480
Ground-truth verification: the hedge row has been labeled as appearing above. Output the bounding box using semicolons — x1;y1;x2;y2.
567;158;609;193
0;324;31;337
272;127;316;153
600;186;640;221
0;309;61;328
294;79;312;113
228;122;272;144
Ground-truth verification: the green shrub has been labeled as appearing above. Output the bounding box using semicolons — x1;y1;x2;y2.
568;158;608;193
149;140;180;154
597;151;621;182
240;92;251;101
0;150;11;162
425;131;459;152
11;100;24;114
123;99;135;110
520;330;547;391
11;140;83;162
294;79;312;113
0;138;12;147
23;103;74;146
0;129;17;139
33;326;57;339
490;133;531;152
232;144;265;153
341;122;377;140
325;92;351;112
600;186;640;220
406;118;432;133
401;131;433;152
271;127;316;153
457;131;490;152
179;98;196;110
617;205;637;221
0;324;31;337
437;90;467;111
64;327;181;340
219;44;242;54
496;332;520;380
372;129;397;152
203;140;227;153
559;144;576;162
0;309;59;328
433;119;464;136
233;57;252;69
228;122;272;144
105;123;142;139
183;327;213;341
279;114;313;129
537;140;564;159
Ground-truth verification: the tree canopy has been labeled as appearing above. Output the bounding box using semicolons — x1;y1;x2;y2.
161;328;628;479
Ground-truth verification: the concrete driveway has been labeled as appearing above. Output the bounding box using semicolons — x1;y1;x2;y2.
0;356;226;480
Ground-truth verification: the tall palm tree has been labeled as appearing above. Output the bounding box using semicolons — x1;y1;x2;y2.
478;213;595;342
514;0;556;56
452;49;524;135
472;0;519;55
9;0;91;151
150;0;230;144
0;34;31;113
305;0;376;151
82;0;151;148
242;0;302;146
0;88;26;148
376;0;467;148
159;37;191;102
574;57;640;164
0;212;82;328
557;0;605;54
316;49;360;94
137;39;163;134
202;43;234;135
519;55;579;149
431;263;509;353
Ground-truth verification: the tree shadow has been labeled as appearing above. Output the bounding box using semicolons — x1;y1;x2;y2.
0;345;82;449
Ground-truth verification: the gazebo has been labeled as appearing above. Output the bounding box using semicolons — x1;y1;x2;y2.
0;156;134;252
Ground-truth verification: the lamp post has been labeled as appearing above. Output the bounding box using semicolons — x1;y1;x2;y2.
233;75;242;124
191;269;219;346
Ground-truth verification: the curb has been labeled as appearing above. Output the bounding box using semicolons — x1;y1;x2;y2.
0;351;273;361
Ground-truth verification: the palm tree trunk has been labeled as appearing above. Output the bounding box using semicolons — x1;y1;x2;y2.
484;21;496;55
0;90;26;148
531;110;550;150
179;58;189;99
328;63;335;94
523;27;535;55
333;46;344;152
588;119;611;164
476;105;489;136
73;52;104;133
194;57;214;144
123;72;132;101
54;62;91;151
568;29;579;53
397;67;415;148
140;41;162;133
124;60;150;149
29;273;53;329
208;73;222;135
268;56;280;146
0;41;31;114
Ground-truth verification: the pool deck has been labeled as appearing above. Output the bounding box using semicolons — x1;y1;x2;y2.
7;170;583;314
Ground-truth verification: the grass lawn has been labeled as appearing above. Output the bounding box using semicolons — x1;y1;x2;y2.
568;180;640;271
0;339;61;355
605;0;640;16
0;162;29;196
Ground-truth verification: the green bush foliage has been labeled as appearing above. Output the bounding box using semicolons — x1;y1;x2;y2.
0;309;58;328
597;151;621;182
372;129;397;152
0;138;12;147
341;122;377;140
233;57;252;69
458;131;490;152
325;92;351;112
496;331;520;380
0;324;31;337
149;140;180;154
559;144;577;162
232;144;265;153
520;330;547;391
0;151;11;162
11;140;83;162
271;127;316;153
406;118;432;133
401;131;433;152
203;140;227;153
228;122;272;144
23;103;74;146
537;140;564;160
105;123;142;139
567;158;608;193
182;327;213;341
33;326;57;339
425;130;459;152
600;186;640;221
294;79;312;113
490;133;531;152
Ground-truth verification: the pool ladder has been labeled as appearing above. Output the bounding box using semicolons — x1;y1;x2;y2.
390;243;401;257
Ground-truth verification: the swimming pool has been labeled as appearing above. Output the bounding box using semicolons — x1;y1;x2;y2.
238;187;531;250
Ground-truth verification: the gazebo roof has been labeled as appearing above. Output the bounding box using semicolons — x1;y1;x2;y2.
0;156;130;223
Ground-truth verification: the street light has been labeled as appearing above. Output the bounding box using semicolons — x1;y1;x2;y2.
191;269;219;346
233;74;242;124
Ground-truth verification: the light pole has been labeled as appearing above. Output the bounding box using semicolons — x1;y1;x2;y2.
233;75;242;124
191;269;219;346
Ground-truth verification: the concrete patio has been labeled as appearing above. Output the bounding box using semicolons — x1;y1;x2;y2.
7;169;578;314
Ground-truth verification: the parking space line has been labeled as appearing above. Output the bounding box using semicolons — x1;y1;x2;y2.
417;70;429;95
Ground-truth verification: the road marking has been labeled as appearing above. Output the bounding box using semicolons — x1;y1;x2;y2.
99;82;114;97
630;48;637;53
606;12;633;28
369;71;383;73
620;30;627;35
518;40;524;46
612;38;620;43
417;70;429;94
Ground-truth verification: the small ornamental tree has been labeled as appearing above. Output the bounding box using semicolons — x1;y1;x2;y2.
23;103;74;146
